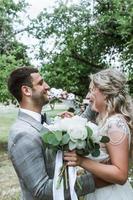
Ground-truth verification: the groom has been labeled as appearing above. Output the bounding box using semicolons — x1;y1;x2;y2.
7;66;95;200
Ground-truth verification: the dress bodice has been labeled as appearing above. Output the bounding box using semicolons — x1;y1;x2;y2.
85;114;133;200
88;114;131;162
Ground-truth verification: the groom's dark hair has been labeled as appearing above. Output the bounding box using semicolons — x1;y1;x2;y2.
7;66;38;102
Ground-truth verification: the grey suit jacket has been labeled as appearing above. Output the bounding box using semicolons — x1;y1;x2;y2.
81;105;98;123
8;111;95;200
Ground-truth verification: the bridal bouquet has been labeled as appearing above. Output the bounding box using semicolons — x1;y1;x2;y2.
41;116;109;200
48;87;75;100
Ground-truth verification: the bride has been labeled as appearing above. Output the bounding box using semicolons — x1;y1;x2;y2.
64;68;133;199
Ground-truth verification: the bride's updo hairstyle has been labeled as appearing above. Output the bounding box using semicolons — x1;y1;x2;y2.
90;68;133;131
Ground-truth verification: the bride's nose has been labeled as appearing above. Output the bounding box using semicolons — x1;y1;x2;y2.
89;93;94;102
86;92;91;100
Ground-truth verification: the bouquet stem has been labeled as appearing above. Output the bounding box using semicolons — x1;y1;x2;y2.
64;164;68;190
56;162;68;190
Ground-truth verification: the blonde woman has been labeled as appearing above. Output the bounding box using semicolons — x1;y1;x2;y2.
64;68;133;199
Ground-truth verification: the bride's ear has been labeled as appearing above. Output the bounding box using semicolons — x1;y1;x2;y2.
21;85;32;97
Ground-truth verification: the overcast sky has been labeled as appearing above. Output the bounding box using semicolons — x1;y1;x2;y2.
25;0;56;18
14;0;120;67
14;0;80;66
15;0;80;18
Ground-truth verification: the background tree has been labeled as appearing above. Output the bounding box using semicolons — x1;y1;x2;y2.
0;0;30;104
94;0;133;93
1;0;132;101
28;0;133;97
28;1;106;97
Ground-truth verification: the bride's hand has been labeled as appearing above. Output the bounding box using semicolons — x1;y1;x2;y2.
64;150;82;166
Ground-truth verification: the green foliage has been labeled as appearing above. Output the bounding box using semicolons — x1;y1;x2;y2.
29;2;106;97
41;120;110;157
91;149;100;157
28;0;133;97
42;130;69;150
0;0;28;54
100;135;110;143
0;0;30;103
61;133;70;145
86;126;93;137
94;0;133;91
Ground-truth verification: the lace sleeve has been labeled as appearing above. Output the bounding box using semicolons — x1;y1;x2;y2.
105;115;130;145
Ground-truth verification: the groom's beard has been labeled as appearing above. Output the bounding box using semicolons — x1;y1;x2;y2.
31;93;49;107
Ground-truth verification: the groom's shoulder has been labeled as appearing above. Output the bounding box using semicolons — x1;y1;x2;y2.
10;117;31;131
8;118;43;149
9;117;38;141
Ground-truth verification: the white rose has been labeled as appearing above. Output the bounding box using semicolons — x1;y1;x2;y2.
71;115;87;126
59;117;72;131
47;123;61;132
69;140;86;150
68;125;87;142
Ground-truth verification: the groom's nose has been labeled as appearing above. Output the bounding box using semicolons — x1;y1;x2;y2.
43;82;50;91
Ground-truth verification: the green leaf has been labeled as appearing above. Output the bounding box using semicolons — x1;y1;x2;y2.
94;143;100;149
69;141;77;150
76;140;86;149
100;136;110;143
86;126;93;137
61;133;70;145
41;132;50;143
53;131;62;142
47;134;60;146
76;149;85;155
76;147;91;156
91;149;100;157
87;138;95;149
62;144;69;151
45;143;58;151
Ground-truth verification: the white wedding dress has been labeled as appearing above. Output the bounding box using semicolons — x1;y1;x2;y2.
85;114;133;200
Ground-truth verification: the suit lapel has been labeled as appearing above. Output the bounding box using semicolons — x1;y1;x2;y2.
18;110;49;133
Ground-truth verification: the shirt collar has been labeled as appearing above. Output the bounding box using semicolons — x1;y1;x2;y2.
20;108;41;123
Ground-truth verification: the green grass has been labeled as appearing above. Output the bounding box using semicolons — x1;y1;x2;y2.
0;112;17;143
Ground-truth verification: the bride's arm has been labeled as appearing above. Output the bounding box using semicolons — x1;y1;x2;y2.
93;175;113;188
64;135;129;185
93;159;113;188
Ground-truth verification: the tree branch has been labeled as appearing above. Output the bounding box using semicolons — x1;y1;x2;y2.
14;27;33;35
69;50;103;70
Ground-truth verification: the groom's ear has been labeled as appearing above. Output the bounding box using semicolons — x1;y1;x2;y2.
21;85;32;97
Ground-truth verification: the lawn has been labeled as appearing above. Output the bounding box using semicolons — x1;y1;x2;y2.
0;111;17;144
0;103;133;200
